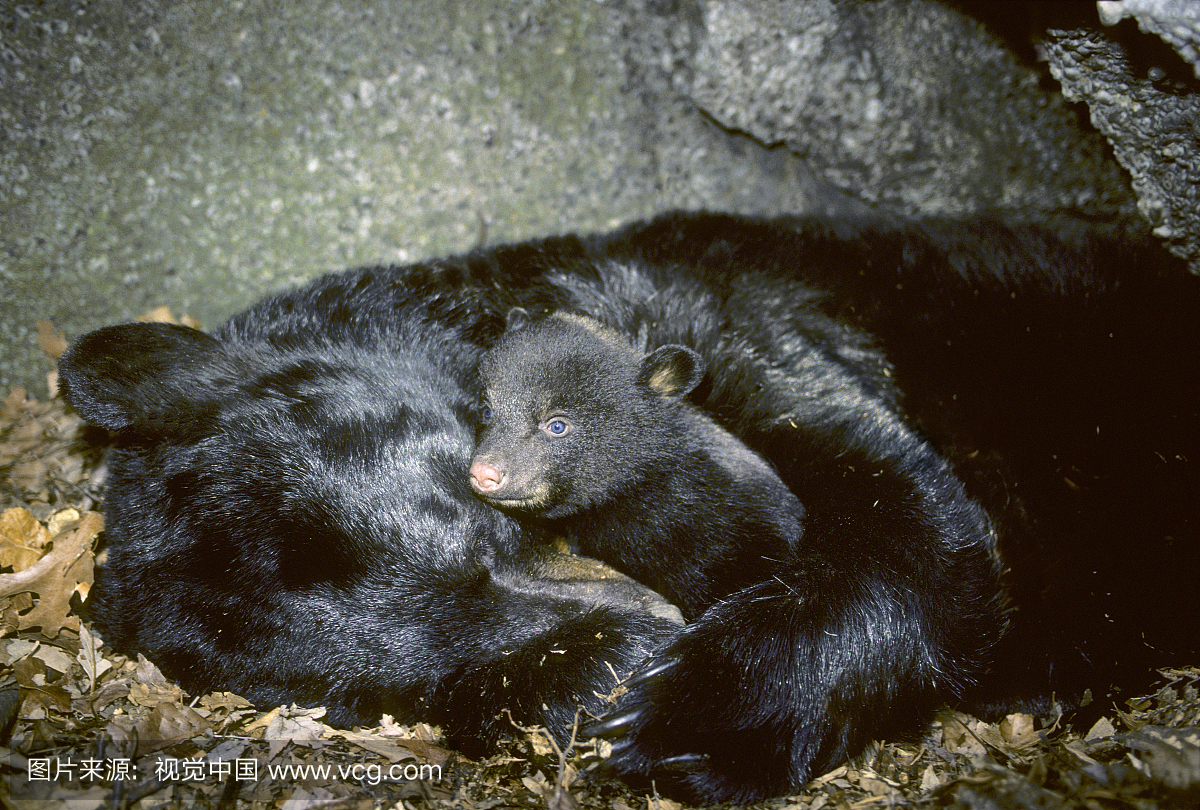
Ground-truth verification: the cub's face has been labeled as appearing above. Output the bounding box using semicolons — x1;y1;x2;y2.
469;313;703;519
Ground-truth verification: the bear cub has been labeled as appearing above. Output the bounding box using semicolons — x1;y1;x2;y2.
469;311;804;619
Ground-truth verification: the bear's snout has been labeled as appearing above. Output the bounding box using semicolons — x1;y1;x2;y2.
469;459;505;494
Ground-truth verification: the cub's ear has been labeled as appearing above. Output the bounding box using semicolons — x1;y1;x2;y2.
58;322;235;431
638;344;705;400
504;307;533;331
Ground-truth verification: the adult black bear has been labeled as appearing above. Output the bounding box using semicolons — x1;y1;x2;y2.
58;304;682;752
58;211;1200;804
470;311;805;619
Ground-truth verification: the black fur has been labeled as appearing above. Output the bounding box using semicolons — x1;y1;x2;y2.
58;211;1200;803
60;314;680;753
470;311;805;620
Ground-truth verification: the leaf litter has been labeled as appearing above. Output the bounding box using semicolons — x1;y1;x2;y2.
0;313;1198;810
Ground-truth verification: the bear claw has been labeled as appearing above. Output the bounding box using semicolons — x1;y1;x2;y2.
622;657;678;689
658;753;709;772
582;708;641;738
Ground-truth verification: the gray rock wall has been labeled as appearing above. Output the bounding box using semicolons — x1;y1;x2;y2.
2;0;1197;392
687;0;1130;217
1048;1;1200;270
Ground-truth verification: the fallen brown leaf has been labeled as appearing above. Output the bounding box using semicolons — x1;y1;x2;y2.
0;509;100;637
0;508;52;572
36;320;68;361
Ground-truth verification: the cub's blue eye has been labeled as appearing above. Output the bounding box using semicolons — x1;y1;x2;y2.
480;403;493;421
544;418;572;437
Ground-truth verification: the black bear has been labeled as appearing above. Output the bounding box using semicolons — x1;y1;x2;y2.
58;211;1200;804
58;306;682;752
470;311;805;619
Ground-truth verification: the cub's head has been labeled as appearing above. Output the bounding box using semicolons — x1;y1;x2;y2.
468;312;704;517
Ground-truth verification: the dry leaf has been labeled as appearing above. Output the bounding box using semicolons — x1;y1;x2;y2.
14;656;73;718
647;797;683;810
76;622;113;691
129;670;187;708
0;507;52;571
103;713;140;751
1000;713;1038;746
3;637;40;664
920;764;946;790
46;507;82;537
522;770;550;792
0;389;91;503
103;701;213;756
1121;726;1200;789
196;690;259;730
31;643;75;674
326;728;418;764
134;653;176;688
264;704;330;758
1085;716;1116;741
73;677;131;716
393;736;456;769
1;591;35;635
198;691;255;712
278;786;339;810
136;306;203;330
36;320;69;361
325;726;456;768
149;700;214;744
859;774;898;797
0;510;101;637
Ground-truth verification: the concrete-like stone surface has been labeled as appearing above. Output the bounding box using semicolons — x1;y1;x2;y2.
688;0;1131;217
1046;1;1200;272
4;0;1196;394
0;0;828;393
1096;0;1200;78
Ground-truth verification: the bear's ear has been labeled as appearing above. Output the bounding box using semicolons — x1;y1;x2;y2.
505;307;533;331
638;345;705;400
58;322;235;431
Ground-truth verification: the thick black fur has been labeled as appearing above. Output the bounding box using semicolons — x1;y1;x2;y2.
58;212;1200;803
470;311;805;619
59;300;681;754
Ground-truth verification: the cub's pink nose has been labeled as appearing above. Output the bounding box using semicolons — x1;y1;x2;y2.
470;460;505;493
